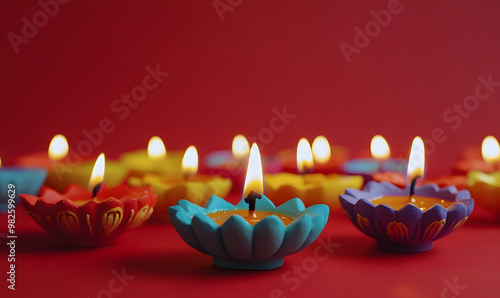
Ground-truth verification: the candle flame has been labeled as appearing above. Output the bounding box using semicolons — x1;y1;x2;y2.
407;137;425;183
312;135;331;164
297;138;314;174
147;136;167;160
481;136;500;163
232;134;250;159
243;143;264;195
182;145;198;176
89;153;105;191
48;134;69;161
370;135;390;160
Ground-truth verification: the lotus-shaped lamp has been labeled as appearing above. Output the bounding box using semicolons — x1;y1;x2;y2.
20;184;157;246
169;195;329;270
339;181;473;252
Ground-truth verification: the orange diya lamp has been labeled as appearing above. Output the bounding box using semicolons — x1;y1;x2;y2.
20;153;157;246
169;143;329;270
340;137;474;252
467;136;500;215
265;138;363;209
453;136;499;175
128;145;232;222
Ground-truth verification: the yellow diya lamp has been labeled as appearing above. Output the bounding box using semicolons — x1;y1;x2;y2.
265;138;363;209
128;145;232;221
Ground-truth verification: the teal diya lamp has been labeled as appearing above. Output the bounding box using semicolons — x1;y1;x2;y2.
169;143;329;270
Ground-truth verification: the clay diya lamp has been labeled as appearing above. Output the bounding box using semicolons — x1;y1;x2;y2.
466;136;500;215
340;137;474;252
278;135;349;174
129;146;232;221
0;157;47;212
120;136;185;177
169;143;329;269
20;154;157;246
265;138;362;210
342;135;407;183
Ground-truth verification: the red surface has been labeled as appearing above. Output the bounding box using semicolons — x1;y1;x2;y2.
1;0;500;297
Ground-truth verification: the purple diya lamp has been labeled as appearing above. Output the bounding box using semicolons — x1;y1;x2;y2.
342;135;407;183
169;143;329;270
201;134;282;192
340;137;474;253
0;157;47;213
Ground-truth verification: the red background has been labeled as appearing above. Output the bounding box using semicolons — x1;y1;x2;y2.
1;0;499;297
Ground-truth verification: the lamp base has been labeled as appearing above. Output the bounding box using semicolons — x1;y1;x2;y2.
213;258;284;270
376;241;433;253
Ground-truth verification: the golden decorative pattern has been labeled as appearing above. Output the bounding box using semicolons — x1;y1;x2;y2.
127;206;150;229
101;207;123;236
86;214;94;236
57;210;80;235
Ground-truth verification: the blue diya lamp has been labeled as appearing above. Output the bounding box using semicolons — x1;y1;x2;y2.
339;181;473;253
0;166;47;212
169;192;329;270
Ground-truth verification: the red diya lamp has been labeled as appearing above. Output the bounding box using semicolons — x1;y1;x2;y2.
20;153;157;246
278;135;349;174
452;136;499;175
201;134;282;192
16;134;69;169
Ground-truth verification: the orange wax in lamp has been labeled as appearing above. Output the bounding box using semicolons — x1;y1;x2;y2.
278;135;349;174
265;138;362;209
207;143;294;226
374;137;459;211
128;145;232;221
120;136;184;177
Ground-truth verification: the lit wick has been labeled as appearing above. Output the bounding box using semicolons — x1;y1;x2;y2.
92;182;103;198
409;176;420;197
244;190;262;216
